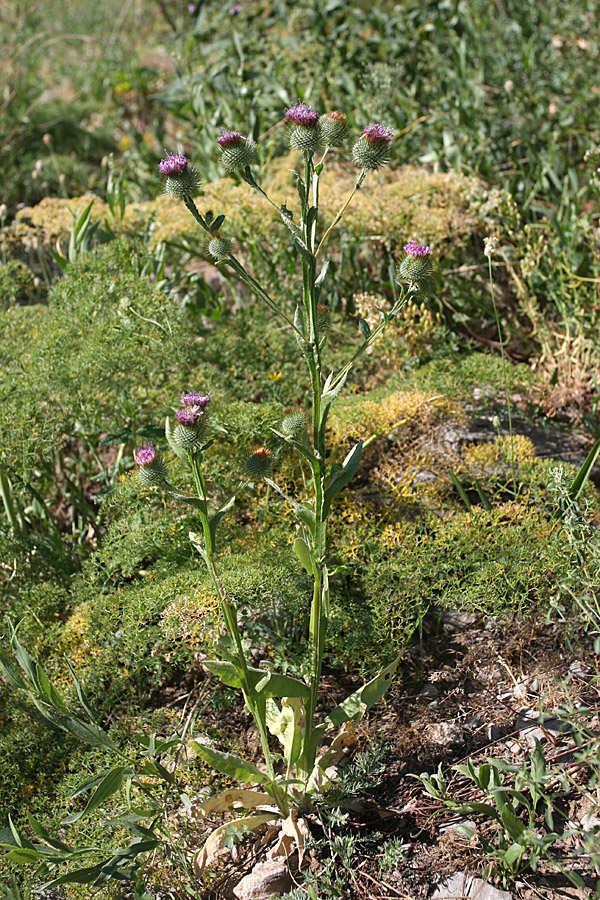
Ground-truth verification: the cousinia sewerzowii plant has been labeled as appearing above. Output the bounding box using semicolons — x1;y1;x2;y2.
146;107;437;873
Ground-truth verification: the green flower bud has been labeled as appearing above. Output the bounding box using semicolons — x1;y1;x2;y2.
164;166;201;200
172;422;206;453
289;124;324;154
352;124;394;171
397;243;434;293
316;304;332;332
223;142;257;172
244;446;273;479
281;412;308;440
320;111;350;147
134;442;167;485
138;460;168;486
208;236;235;259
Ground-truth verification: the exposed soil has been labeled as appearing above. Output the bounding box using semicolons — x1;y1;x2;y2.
187;611;600;900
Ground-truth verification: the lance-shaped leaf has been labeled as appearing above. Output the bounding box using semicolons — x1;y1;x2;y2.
315;260;330;300
188;743;268;785
293;537;315;575
61;767;126;824
204;660;309;698
322;441;363;517
263;478;316;530
208;486;243;546
271;428;316;465
0;649;29;691
323;654;401;730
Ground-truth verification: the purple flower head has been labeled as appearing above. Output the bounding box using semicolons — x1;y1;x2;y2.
362;123;394;144
181;392;211;409
134;442;157;466
404;241;433;258
158;154;189;176
229;3;241;12
217;129;244;148
285;104;320;128
188;2;196;12
176;408;202;426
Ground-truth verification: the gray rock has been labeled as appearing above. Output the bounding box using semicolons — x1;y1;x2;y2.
441;609;478;632
569;661;593;680
431;871;512;899
419;683;440;700
514;709;568;746
233;858;292;900
425;722;464;750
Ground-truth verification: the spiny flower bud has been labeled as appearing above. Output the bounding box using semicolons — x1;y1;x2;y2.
352;123;394;170
316;304;331;332
172;423;206;452
217;130;257;172
244;446;273;479
159;154;201;199
208;235;235;260
320;111;350;147
281;412;308;439
285;104;323;154
135;442;167;485
397;242;434;282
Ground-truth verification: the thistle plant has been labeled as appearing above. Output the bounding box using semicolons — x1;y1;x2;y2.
149;116;436;871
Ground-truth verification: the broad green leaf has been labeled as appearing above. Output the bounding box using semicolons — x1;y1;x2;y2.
358;318;371;341
137;425;165;440
501;805;526;841
296;504;316;530
502;842;524;870
293;537;315;575
324;655;399;729
189;743;268;785
204;660;309;699
9;631;40;689
95;841;160;884
4;848;41;864
65;660;97;724
455;801;501;820
61;767;125;824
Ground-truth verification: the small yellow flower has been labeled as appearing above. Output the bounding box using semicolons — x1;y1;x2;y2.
267;370;282;383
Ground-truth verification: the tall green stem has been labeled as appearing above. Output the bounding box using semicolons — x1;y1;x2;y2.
190;455;286;812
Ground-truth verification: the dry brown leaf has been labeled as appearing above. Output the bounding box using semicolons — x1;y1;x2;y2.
193;814;278;876
195;789;275;817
